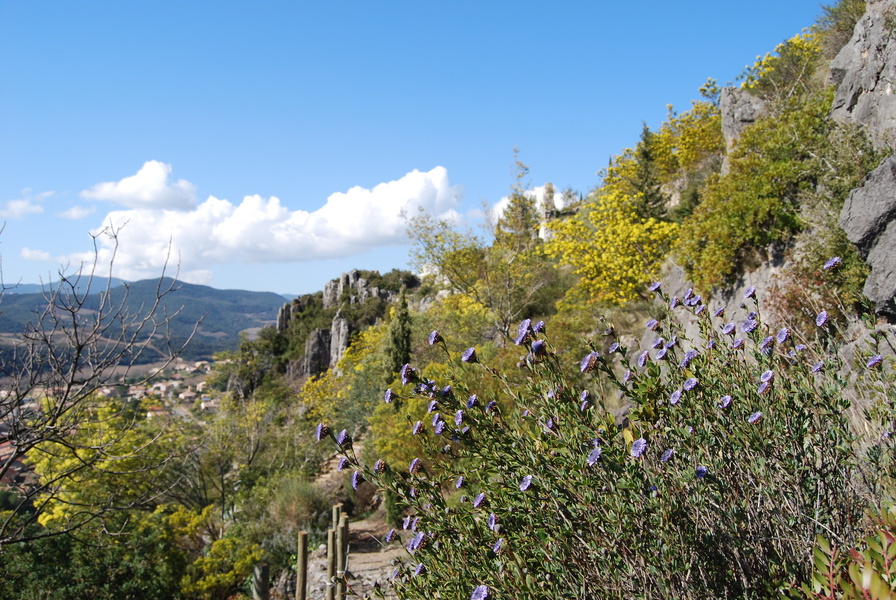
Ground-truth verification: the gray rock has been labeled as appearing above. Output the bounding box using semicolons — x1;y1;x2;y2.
863;220;896;313
829;0;896;149
329;314;352;371
840;155;896;254
303;329;332;377
720;87;767;155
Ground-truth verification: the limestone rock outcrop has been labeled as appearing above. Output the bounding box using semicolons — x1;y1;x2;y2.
841;156;896;314
832;0;896;315
322;270;394;309
830;0;896;150
720;87;767;157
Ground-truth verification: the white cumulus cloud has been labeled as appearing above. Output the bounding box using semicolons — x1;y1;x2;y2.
40;165;464;283
1;189;52;219
57;205;95;220
80;160;197;210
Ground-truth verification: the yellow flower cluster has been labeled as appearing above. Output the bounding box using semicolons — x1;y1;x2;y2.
546;185;678;306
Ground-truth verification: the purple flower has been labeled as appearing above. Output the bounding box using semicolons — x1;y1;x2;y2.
434;421;446;435
656;348;669;361
473;492;486;508
694;304;705;315
427;400;438;413
409;458;422;474
670;296;680;309
402;515;412;530
461;348;478;363
454;410;464;427
623;369;632;383
664;336;678;349
661;448;674;462
732;338;745;350
719;395;732;408
519;475;533;491
670;389;682;405
812;361;824;373
608;342;621;354
487;513;499;531
431;412;441;426
351;470;363;490
531;339;546;357
648;281;662;292
408;530;425;551
722;322;736;336
428;330;442;345
455;475;464;489
747;411;763;424
412;421;423;435
580;399;590;411
467;395;477;408
533;320;545;334
384;388;396;403
816;310;828;327
645;318;659;330
867;354;884;369
637;351;649;368
374;459;386;474
516;319;532;345
580;351;600;373
337;456;349;471
706;338;717;350
631;438;647;458
713;306;726;318
385;529;397;543
652;337;665;349
741;319;759;334
472;585;490;600
492;538;505;554
824;256;842;270
314;423;329;442
486;400;497;414
757;381;771;395
759;336;774;353
744;286;756;299
683;377;698;391
414;563;425;577
795;344;807;353
696;466;708;479
580;389;590;403
400;364;417;385
336;429;351;446
776;327;789;344
587;446;602;466
679;350;698;369
760;370;774;383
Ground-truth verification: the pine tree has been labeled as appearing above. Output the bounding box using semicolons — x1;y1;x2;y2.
386;291;411;378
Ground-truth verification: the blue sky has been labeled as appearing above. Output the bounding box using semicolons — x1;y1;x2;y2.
0;1;825;295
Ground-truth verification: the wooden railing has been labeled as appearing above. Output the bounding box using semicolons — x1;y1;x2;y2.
252;503;350;600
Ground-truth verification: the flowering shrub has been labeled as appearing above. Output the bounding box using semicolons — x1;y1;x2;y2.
321;278;894;599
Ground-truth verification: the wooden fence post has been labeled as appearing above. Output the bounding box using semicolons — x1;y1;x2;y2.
295;530;308;600
326;527;336;600
252;563;269;600
336;513;347;600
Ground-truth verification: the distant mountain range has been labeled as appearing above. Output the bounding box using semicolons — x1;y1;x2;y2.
0;277;287;362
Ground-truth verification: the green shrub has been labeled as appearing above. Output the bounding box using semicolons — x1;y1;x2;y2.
322;268;895;599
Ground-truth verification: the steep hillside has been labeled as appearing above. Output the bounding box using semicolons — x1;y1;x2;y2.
0;277;285;361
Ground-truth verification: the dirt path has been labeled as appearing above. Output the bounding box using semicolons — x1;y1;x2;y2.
302;514;405;599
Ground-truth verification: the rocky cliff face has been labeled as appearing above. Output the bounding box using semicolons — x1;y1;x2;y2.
832;0;896;316
280;270;402;378
719;87;767;174
830;0;896;149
